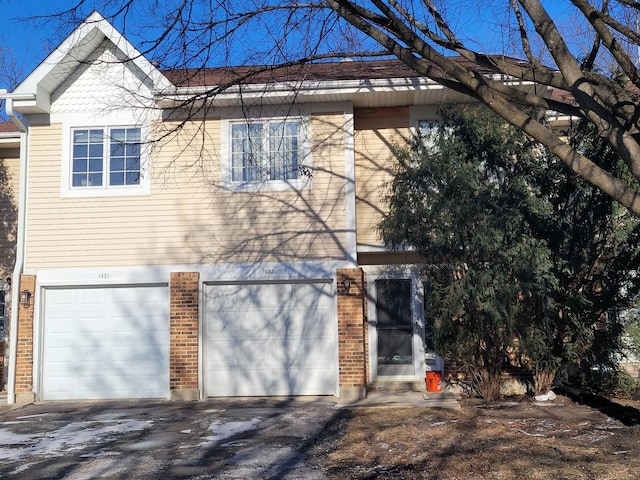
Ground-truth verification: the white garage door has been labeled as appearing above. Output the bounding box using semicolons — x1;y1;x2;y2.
42;286;169;400
204;281;336;397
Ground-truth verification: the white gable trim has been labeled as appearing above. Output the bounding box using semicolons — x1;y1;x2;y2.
12;11;170;114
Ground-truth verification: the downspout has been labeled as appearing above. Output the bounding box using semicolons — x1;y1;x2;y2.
0;91;32;404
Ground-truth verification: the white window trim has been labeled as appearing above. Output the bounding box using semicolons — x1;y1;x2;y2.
219;114;312;192
61;124;152;198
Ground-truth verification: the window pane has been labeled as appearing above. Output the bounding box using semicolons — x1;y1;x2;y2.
108;127;141;186
110;172;125;186
376;279;412;327
269;121;298;180
126;172;140;185
127;128;141;142
126;143;140;157
74;130;89;144
111;128;126;142
377;329;413;365
111;157;124;171
72;173;86;187
73;158;87;173
89;143;103;158
127;158;140;171
89;129;104;142
73;144;88;158
72;128;104;188
110;143;124;158
231;123;263;182
88;173;103;186
89;159;103;172
231;124;245;182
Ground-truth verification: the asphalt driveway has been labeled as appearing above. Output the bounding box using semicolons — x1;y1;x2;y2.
0;398;344;479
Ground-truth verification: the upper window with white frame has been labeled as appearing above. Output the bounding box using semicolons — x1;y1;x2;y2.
226;117;311;190
71;127;142;189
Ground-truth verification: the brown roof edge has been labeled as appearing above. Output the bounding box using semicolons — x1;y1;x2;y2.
0;121;20;133
161;56;530;88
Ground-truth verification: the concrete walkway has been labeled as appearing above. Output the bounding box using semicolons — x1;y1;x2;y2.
337;390;461;409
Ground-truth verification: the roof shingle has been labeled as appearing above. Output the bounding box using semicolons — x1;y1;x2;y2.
0;121;19;133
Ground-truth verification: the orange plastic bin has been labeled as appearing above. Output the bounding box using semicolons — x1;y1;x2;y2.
425;371;442;392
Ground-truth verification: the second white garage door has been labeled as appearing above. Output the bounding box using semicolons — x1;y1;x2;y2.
42;285;169;400
204;281;336;397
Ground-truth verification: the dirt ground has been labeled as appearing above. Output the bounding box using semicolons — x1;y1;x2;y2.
311;394;640;479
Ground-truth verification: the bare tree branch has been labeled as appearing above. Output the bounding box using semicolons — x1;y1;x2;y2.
19;0;640;213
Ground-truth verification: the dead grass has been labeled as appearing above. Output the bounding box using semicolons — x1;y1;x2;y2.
313;395;640;479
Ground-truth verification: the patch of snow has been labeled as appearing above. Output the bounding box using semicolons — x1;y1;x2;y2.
534;391;557;401
199;418;262;445
0;419;153;462
0;430;38;445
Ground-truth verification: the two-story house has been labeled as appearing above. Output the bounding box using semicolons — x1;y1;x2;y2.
0;12;543;404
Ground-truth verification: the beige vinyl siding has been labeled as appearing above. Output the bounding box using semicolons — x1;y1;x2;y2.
25;114;348;269
0;147;19;277
354;107;410;248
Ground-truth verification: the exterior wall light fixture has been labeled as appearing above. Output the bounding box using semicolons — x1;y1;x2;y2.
19;290;32;308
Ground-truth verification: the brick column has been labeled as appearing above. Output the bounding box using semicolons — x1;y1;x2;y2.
15;274;35;404
337;267;367;401
169;272;200;400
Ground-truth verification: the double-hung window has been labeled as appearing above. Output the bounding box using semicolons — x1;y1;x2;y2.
230;119;301;183
71;127;142;188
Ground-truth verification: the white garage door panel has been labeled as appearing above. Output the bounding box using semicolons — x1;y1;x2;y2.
43;286;169;400
205;282;336;397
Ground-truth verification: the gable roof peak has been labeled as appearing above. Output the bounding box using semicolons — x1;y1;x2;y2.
11;10;170;114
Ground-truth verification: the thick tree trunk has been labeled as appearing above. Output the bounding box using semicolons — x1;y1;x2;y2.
533;368;557;396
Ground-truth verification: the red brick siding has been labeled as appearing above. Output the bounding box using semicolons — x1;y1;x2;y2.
169;272;199;391
15;275;35;393
337;268;367;388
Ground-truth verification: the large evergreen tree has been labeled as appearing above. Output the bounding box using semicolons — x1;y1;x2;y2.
380;107;640;400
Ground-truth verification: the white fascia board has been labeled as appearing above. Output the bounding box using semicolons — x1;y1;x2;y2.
156;76;444;107
12;11;171;108
0;132;21;140
0;136;21;148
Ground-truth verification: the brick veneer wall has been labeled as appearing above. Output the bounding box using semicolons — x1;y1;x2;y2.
15;274;35;395
169;272;200;399
337;268;367;398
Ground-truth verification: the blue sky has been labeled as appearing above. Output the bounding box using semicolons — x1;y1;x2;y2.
0;1;576;89
2;1;88;85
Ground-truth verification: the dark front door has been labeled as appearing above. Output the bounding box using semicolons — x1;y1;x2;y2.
375;279;415;376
